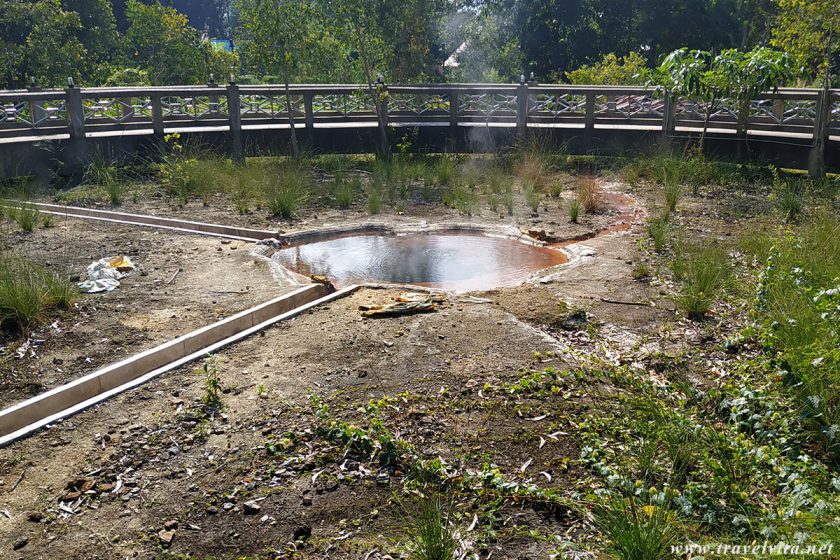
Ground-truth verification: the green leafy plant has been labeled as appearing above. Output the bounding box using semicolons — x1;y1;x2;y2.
198;355;223;410
655;47;796;149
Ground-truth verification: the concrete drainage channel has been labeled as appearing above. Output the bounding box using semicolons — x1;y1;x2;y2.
0;201;369;446
0;284;360;446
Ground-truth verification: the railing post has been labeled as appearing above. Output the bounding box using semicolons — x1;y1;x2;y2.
66;83;86;140
151;93;165;138
584;92;595;132
808;88;830;178
303;91;314;147
449;90;460;150
65;80;88;171
227;81;244;165
661;94;676;142
516;79;528;136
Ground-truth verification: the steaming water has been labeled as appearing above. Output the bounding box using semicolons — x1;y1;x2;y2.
273;232;568;291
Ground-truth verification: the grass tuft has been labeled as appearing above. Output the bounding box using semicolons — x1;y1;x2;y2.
0;255;77;332
592;495;679;560
406;494;457;560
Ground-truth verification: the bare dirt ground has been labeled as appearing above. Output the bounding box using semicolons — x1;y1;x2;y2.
0;174;731;559
0;219;290;407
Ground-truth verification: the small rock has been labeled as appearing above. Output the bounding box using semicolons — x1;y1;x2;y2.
222;502;235;511
158;530;175;546
301;496;312;506
205;506;219;515
243;501;261;515
164;519;178;530
13;537;28;550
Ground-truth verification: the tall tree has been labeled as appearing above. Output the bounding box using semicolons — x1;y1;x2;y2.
124;0;237;85
771;0;840;84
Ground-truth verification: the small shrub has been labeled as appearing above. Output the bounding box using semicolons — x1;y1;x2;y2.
522;180;541;213
41;213;54;228
569;198;581;223
406;494;457;560
592;495;678;560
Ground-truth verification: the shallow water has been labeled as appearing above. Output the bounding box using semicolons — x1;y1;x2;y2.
273;232;568;291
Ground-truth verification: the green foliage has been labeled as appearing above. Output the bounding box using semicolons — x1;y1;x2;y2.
0;254;77;332
753;215;840;463
663;171;681;214
442;184;479;216
566;52;651;85
522;180;541;213
367;187;383;215
568;198;581;223
646;216;669;253
771;167;804;222
591;495;679;560
405;495;457;560
331;176;357;209
656;47;796;145
124;0;237;85
771;0;840;82
83;156;122;206
671;240;732;319
265;161;311;218
10;203;40;233
198;355;223;410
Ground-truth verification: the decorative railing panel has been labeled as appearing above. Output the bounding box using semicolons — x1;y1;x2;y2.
240;93;304;120
1;97;67;129
83;96;153;124
388;92;451;118
529;93;586;119
312;92;375;118
458;93;518;119
595;94;664;120
161;95;229;121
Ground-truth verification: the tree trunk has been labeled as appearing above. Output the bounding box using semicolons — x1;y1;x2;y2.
283;75;300;159
354;23;390;161
699;95;717;153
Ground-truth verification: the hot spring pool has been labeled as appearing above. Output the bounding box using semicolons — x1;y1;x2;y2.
272;232;568;291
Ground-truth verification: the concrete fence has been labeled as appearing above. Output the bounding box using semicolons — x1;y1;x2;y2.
1;82;838;177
